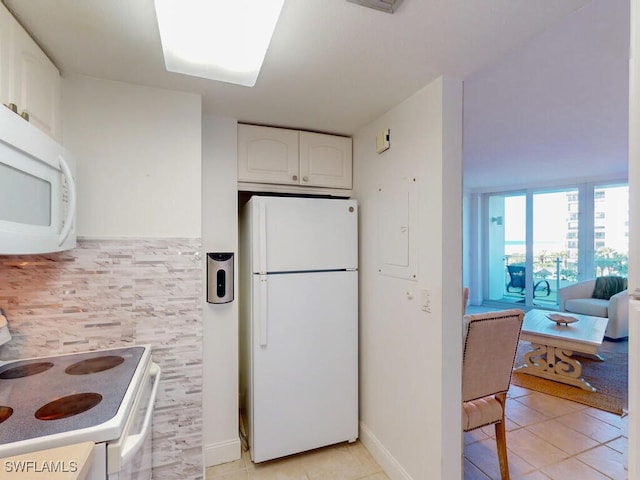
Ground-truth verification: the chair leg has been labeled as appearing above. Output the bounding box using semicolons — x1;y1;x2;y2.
495;393;510;480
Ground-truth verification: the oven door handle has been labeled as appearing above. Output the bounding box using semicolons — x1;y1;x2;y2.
120;362;161;466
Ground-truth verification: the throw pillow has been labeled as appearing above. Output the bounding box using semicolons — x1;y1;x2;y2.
592;276;627;300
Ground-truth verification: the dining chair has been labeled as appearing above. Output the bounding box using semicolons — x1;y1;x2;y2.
462;287;469;315
462;309;524;480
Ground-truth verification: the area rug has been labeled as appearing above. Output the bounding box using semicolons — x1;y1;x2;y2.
511;339;628;415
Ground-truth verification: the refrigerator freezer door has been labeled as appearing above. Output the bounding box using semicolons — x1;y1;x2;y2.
251;196;357;273
250;270;358;462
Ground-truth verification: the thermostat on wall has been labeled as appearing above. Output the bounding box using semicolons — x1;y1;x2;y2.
376;129;390;153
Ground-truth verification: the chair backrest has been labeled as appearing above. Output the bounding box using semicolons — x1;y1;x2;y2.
507;265;525;288
462;309;524;402
462;287;469;315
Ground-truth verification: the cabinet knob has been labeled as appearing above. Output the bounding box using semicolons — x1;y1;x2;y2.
292;175;298;181
4;103;17;113
302;176;309;182
20;111;29;122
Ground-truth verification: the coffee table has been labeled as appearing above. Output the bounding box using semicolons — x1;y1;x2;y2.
514;309;609;392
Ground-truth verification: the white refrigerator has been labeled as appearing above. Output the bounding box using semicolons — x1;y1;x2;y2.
239;196;358;463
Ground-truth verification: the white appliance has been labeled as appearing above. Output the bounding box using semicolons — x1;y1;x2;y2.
239;196;359;463
0;104;76;254
0;346;160;480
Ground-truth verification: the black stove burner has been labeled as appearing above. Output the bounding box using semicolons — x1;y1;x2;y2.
35;393;103;421
0;406;12;424
65;355;125;375
0;362;54;379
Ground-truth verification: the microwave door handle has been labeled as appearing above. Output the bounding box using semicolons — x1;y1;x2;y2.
58;155;76;246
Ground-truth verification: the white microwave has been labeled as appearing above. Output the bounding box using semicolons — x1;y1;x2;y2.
0;105;76;254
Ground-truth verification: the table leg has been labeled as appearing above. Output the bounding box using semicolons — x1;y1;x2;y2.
575;352;605;362
514;343;596;392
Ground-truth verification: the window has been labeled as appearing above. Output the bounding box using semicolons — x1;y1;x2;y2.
594;185;628;277
481;182;628;308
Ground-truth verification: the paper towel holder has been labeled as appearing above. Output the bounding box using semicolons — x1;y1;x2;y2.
207;252;234;304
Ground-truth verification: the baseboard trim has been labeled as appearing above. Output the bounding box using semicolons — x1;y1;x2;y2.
359;422;413;480
203;437;242;467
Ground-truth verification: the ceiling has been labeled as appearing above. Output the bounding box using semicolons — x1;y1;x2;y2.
463;0;630;191
4;0;628;189
5;0;591;135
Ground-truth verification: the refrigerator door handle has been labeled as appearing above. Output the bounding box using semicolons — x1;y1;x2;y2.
258;275;268;346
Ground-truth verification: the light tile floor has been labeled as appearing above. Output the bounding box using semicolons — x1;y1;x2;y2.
205;440;388;480
206;388;628;480
465;385;628;479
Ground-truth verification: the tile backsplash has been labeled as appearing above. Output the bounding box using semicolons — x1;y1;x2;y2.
0;237;203;479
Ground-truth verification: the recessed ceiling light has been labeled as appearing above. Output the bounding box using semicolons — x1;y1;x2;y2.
154;0;284;87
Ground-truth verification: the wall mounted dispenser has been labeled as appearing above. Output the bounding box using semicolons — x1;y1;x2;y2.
207;252;234;303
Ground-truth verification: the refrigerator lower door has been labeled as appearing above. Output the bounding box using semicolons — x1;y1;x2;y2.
250;270;358;462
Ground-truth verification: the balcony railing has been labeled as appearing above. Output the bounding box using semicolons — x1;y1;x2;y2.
500;253;628;307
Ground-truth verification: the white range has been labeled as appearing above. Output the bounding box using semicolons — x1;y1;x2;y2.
0;345;160;480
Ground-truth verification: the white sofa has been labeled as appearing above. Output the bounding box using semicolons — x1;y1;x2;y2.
558;279;629;339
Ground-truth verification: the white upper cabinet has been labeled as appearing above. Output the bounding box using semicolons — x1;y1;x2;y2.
238;124;352;191
299;131;352;189
238;124;300;185
0;7;10;106
0;4;61;141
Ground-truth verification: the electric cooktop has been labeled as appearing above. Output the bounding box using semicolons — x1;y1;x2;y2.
0;346;146;445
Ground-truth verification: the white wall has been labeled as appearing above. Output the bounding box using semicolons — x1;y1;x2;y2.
353;76;463;480
464;0;629;192
462;192;483;306
59;74;205;478
201;115;241;466
626;1;639;478
62;74;202;237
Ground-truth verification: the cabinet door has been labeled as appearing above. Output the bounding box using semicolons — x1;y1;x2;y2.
11;21;61;141
0;5;14;106
299;132;352;189
238;124;299;185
